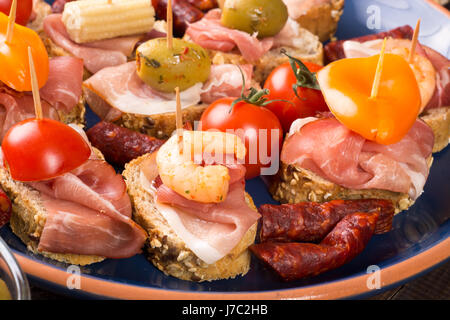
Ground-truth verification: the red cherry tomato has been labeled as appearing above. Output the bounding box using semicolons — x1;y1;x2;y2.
0;0;33;25
263;60;329;132
2;119;91;181
200;98;283;180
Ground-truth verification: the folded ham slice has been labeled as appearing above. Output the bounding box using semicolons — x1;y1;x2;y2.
185;9;274;62
140;153;260;265
83;62;254;120
83;62;203;119
28;159;146;259
39;56;84;113
282;117;434;199
43;14;143;74
200;64;253;103
0;93;59;141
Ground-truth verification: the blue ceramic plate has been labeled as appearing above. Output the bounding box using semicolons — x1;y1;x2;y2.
0;0;449;299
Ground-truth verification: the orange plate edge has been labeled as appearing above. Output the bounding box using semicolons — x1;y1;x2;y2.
11;0;450;300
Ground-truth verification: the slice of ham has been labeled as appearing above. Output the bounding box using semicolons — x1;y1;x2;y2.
83;62;254;120
43;14;143;74
324;25;414;62
140;153;259;265
282;118;434;199
39;56;84;113
421;47;450;110
200;64;253;103
0;93;59;141
83;62;203;119
28;159;146;259
185;9;274;62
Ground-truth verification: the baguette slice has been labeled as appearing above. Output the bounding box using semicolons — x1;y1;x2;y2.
420;106;450;153
289;0;345;42
0;148;106;266
270;158;433;214
123;153;258;282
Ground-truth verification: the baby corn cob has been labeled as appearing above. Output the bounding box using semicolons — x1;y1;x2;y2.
62;0;155;43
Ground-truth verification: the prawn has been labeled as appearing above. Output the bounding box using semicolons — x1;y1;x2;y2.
156;130;246;203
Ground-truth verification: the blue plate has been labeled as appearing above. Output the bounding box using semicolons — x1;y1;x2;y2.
0;0;449;299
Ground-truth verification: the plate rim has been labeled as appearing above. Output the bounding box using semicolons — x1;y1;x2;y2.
8;0;450;300
13;237;449;299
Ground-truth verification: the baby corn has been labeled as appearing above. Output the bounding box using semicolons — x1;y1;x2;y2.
62;0;155;43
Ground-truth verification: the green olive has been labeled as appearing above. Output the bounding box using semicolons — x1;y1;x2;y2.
136;38;211;93
221;0;288;38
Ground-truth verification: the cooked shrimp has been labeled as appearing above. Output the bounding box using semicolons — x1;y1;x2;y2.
344;38;436;112
156;131;246;203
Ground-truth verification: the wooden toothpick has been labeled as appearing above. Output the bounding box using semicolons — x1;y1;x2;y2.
167;0;173;50
5;0;17;44
175;87;183;142
370;38;387;100
28;47;43;120
408;19;421;63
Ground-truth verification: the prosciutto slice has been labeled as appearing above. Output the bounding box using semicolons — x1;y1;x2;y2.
0;93;59;140
28;159;146;259
282;118;434;199
421;47;450;110
83;62;255;120
140;154;260;265
83;62;203;119
39;56;84;113
185;9;274;62
43;14;143;74
200;64;253;103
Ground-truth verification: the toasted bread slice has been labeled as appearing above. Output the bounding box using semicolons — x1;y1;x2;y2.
123;153;258;282
0;148;106;266
270;158;433;214
290;0;345;42
114;104;208;140
420;106;450;153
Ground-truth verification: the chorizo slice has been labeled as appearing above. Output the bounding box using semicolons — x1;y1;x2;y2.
185;0;218;11
152;0;204;37
259;199;393;243
86;121;164;167
250;211;379;281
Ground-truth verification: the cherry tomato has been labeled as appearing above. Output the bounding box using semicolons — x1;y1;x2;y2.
2;119;91;181
200;98;283;179
0;0;33;25
0;12;49;91
263;60;329;132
